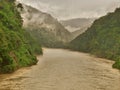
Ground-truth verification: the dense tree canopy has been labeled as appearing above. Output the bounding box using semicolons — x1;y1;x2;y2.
0;0;42;73
70;8;120;69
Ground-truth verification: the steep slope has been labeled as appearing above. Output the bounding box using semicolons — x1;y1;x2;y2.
70;8;120;69
71;27;90;40
61;18;95;32
0;0;42;73
17;3;72;47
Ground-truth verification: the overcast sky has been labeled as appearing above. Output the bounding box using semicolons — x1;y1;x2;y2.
18;0;120;20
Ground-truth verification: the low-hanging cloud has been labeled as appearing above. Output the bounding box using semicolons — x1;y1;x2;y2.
18;0;120;20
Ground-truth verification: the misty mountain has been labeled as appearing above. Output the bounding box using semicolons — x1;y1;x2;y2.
71;27;89;40
18;0;120;20
61;18;95;39
61;18;95;32
17;3;72;47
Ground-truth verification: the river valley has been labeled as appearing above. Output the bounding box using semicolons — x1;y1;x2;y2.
0;49;120;90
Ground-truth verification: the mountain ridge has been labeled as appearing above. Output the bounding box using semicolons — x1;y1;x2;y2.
17;3;72;43
61;18;95;32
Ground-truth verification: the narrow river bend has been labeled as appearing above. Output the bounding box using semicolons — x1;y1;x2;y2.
0;49;120;90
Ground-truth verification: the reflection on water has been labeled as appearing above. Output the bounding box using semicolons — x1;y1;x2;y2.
0;49;120;90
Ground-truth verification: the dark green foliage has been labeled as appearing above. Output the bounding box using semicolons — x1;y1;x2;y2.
0;1;42;73
26;28;65;48
17;3;23;11
70;8;120;69
23;30;43;54
113;59;120;69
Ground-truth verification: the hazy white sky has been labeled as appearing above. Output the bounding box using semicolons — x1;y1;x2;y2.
18;0;120;20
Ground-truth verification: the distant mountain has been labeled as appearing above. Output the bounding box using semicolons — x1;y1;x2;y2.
61;18;95;32
71;27;89;40
70;8;120;69
61;18;95;40
17;3;72;47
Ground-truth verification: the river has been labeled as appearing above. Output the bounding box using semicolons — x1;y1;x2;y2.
0;48;120;90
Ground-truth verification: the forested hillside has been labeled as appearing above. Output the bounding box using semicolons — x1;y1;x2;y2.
26;28;65;48
70;8;120;69
0;0;42;73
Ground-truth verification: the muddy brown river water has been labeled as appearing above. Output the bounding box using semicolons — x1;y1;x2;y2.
0;49;120;90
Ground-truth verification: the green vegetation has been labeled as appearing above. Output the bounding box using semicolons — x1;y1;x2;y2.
70;8;120;69
26;28;65;48
0;0;42;73
23;30;43;54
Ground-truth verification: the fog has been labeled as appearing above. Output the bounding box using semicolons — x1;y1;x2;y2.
18;0;120;20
